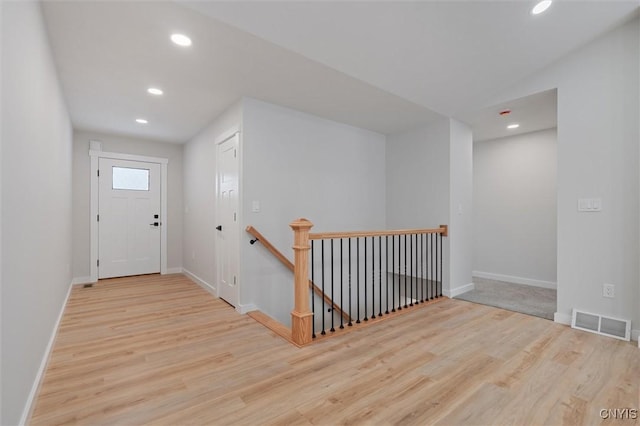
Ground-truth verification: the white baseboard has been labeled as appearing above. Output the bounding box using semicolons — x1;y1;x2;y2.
71;276;93;285
473;271;557;289
238;303;258;314
182;268;216;296
444;282;475;298
165;267;183;274
20;281;74;425
182;269;255;315
554;312;572;325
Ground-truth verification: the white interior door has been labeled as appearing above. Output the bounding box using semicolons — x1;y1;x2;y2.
98;158;161;279
216;134;239;307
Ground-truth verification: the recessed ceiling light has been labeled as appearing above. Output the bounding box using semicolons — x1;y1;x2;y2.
147;87;163;96
531;0;552;15
171;33;192;47
507;124;520;129
136;118;148;124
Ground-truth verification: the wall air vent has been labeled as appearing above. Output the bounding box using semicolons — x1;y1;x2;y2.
571;309;630;341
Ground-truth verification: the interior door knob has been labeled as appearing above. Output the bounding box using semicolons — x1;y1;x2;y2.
216;225;222;231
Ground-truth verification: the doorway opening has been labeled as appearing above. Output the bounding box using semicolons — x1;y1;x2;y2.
459;89;558;320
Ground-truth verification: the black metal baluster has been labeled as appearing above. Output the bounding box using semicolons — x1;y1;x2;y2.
378;236;383;317
414;234;418;304
426;233;430;300
417;234;420;304
403;235;408;309
436;232;439;298
397;235;401;311
428;234;431;299
417;234;420;303
348;238;353;326
431;233;435;299
340;238;344;329
424;233;428;300
391;235;396;313
321;240;326;335
439;232;442;297
414;234;419;304
420;234;429;302
330;239;335;332
364;237;368;321
356;238;361;324
409;233;414;306
418;234;421;303
311;240;315;339
371;237;376;319
425;233;429;300
427;234;431;300
386;236;390;315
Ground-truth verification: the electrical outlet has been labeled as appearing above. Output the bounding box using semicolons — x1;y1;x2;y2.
603;284;614;298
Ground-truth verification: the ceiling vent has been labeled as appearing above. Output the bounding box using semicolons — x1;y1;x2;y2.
571;309;630;341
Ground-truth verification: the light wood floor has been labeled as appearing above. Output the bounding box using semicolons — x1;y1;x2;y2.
30;274;639;425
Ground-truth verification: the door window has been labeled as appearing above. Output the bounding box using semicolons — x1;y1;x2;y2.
112;166;149;191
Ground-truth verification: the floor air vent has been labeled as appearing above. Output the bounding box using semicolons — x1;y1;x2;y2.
571;309;630;341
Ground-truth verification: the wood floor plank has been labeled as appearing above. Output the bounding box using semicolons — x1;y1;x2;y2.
29;273;640;425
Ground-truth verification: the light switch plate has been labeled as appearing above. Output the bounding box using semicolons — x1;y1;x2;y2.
578;198;602;212
252;200;260;213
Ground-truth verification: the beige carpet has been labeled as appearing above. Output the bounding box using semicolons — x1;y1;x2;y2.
454;277;556;320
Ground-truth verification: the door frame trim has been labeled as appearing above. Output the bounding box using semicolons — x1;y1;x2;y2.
89;150;169;283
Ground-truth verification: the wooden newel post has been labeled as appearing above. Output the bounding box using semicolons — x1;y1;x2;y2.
290;218;314;346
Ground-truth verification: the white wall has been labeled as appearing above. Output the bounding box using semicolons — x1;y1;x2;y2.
448;119;474;294
182;100;243;291
473;129;557;286
72;131;184;280
386;119;450;229
241;98;387;324
489;18;639;332
1;2;73;424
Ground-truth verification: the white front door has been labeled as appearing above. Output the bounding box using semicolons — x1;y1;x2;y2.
98;158;161;279
216;134;239;307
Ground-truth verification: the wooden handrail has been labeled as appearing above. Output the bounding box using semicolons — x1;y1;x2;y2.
245;225;351;323
309;226;448;240
246;226;294;270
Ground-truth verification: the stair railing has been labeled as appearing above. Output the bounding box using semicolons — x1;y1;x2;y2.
290;219;448;346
